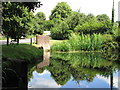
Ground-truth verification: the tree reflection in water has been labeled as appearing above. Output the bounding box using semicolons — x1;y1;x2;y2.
4;52;118;89
35;52;119;87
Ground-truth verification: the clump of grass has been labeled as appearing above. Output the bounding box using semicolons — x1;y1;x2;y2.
2;44;43;63
51;33;106;51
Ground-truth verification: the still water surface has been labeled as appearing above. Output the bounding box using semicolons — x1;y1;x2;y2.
28;52;119;88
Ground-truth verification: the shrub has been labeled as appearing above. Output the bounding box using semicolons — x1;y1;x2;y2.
51;22;71;40
74;20;112;34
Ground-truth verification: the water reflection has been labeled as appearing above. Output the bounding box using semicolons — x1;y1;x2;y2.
2;52;120;89
2;60;28;90
37;51;50;69
28;52;119;88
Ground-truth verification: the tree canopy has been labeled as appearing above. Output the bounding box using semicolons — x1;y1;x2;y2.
49;2;72;21
35;12;46;20
96;14;110;22
2;1;42;44
66;11;87;30
2;2;33;39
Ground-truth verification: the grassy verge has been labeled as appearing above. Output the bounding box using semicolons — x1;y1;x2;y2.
2;44;43;63
50;40;67;46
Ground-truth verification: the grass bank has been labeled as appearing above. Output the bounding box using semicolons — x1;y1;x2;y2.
2;44;43;63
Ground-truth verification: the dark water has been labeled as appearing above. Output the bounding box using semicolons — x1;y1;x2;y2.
2;52;120;89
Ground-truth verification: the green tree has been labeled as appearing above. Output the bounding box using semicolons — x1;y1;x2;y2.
35;12;46;20
74;13;112;34
87;13;96;21
66;11;87;30
43;20;54;31
75;18;112;34
6;1;43;12
27;12;46;35
2;1;42;45
21;2;42;11
34;12;46;34
51;21;70;40
2;2;34;45
49;2;72;21
111;0;115;25
96;14;110;22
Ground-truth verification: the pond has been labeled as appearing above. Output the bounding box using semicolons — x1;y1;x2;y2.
2;51;120;89
28;52;120;89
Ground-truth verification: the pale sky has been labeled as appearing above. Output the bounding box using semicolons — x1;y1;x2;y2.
35;0;120;21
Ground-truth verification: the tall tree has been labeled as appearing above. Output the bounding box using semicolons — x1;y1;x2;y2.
66;11;86;30
87;13;96;22
35;12;46;20
28;12;46;35
43;20;54;31
96;14;110;22
2;1;42;45
49;2;72;21
2;2;36;45
111;0;114;25
4;1;43;12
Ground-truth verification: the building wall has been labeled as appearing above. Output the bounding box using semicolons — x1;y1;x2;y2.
36;35;50;50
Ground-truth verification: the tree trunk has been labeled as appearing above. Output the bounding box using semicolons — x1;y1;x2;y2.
110;73;113;90
119;22;120;29
7;36;9;46
30;38;32;45
17;38;19;45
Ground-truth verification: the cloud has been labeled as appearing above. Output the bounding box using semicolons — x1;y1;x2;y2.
28;77;61;88
37;70;51;76
28;70;61;88
97;75;119;88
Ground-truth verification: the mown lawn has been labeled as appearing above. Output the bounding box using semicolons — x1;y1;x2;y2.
2;44;43;63
50;40;67;46
0;35;6;40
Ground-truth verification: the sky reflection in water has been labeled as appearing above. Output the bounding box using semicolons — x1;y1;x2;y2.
28;70;119;88
28;52;119;88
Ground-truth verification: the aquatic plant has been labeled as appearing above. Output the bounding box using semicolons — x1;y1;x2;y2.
51;33;105;51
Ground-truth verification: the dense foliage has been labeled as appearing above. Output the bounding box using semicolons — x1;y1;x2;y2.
74;19;112;34
65;12;87;30
49;2;72;21
28;12;46;35
51;33;117;51
49;2;114;40
2;1;42;44
2;2;33;39
51;21;71;40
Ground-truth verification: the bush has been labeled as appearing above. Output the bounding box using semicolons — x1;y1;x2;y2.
51;22;71;40
74;20;112;34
